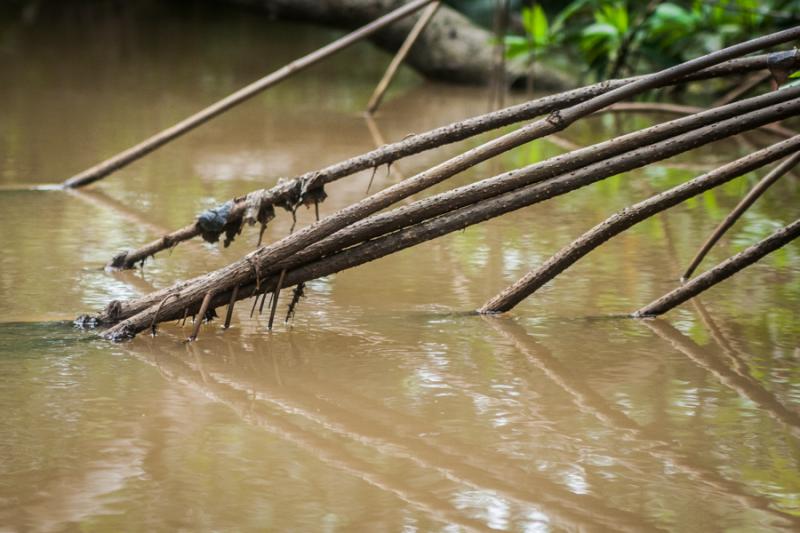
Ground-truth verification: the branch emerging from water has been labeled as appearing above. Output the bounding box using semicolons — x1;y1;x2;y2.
681;150;800;280
479;136;800;314
633;218;800;317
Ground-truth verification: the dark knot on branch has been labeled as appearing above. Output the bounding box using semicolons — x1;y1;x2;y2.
546;109;566;129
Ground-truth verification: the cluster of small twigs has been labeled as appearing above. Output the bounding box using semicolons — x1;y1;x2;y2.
75;27;800;341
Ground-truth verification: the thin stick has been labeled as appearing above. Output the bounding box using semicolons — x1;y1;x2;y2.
189;291;214;341
604;101;797;138
634;219;800;317
479;136;800;314
682;150;800;280
367;1;441;114
258;288;270;315
223;285;240;329
149;293;178;335
62;0;436;188
268;269;287;331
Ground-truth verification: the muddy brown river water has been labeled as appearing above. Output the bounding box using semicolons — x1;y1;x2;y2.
1;2;799;531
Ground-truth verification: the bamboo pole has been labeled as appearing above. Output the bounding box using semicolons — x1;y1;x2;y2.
366;1;441;114
634;219;800;317
107;51;800;270
478;135;800;314
682;150;800;280
61;0;436;189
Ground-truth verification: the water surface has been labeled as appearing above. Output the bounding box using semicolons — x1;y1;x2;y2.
1;2;799;531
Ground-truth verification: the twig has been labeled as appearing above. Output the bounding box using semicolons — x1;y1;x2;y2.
223;285;240;329
189;291;214;341
62;0;437;188
367;1;441;114
267;269;287;331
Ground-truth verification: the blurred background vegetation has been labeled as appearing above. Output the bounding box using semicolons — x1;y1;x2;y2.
448;0;800;82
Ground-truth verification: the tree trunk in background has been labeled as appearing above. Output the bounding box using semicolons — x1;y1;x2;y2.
219;0;573;89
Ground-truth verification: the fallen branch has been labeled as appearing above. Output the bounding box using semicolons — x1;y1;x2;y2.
95;95;800;339
107;49;800;270
682;150;800;280
478;136;800;314
634;219;800;317
97;86;800;328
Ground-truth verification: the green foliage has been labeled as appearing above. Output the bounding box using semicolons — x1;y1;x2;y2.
505;0;800;80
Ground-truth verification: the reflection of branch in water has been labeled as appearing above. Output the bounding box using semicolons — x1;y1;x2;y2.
204;338;585;511
690;298;751;378
485;316;800;528
138;340;488;532
140;335;653;532
645;319;800;439
110;269;159;296
67;187;170;236
655;206;766;382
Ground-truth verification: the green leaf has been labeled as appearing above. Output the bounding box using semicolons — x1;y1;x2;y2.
530;4;550;47
521;5;550;47
597;3;629;33
504;35;531;60
653;3;695;27
551;0;591;34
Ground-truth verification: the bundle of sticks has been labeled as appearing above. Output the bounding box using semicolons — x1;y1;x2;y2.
76;27;800;341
